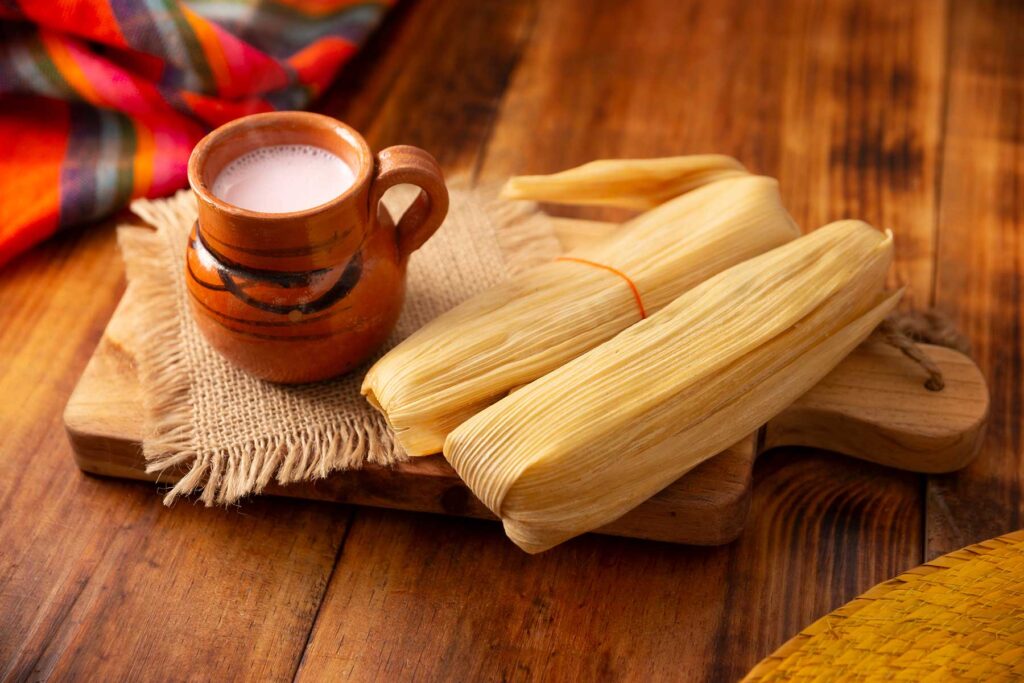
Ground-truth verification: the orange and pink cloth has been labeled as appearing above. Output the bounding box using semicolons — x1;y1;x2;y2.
0;0;392;267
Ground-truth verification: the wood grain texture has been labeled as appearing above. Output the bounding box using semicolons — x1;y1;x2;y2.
772;0;946;310
317;0;536;174
3;0;1017;680
294;460;922;683
0;221;351;681
927;0;1024;556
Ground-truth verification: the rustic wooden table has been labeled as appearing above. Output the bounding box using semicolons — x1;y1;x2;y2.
1;1;1020;680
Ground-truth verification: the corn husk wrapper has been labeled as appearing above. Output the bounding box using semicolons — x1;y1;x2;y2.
445;221;900;553
363;173;800;455
500;155;748;210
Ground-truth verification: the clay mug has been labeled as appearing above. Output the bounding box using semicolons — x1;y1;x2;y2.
186;111;448;383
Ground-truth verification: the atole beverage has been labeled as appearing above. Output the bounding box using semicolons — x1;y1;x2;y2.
187;111;448;383
211;144;356;213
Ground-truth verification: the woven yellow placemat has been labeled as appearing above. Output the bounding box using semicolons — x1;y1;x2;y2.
744;530;1024;681
120;182;561;506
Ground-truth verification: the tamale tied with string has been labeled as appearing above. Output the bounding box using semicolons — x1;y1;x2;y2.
362;159;800;455
444;220;900;553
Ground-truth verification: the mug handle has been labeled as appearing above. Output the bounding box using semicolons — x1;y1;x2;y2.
370;145;449;260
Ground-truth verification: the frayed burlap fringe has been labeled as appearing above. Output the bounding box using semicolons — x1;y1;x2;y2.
120;183;561;506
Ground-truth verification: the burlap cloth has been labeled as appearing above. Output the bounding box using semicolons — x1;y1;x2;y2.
119;182;562;505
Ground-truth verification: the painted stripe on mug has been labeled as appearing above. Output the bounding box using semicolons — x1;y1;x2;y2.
187;288;353;327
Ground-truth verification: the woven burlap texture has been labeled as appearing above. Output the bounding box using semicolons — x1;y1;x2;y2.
744;530;1024;681
119;183;562;506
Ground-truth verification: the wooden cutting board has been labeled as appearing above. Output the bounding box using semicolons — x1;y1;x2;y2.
65;279;990;546
64;209;989;545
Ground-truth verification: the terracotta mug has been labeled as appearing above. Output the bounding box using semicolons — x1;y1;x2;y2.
186;111;448;383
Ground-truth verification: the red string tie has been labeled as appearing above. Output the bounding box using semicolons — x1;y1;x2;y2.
555;256;647;320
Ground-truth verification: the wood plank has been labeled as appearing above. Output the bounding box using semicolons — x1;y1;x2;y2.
294;463;922;682
318;0;536;174
0;221;351;681
928;0;1024;557
774;0;947;310
299;0;949;679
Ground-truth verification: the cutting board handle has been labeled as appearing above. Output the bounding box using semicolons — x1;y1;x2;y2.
762;341;989;473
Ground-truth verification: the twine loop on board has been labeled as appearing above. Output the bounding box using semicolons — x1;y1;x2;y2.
876;310;971;392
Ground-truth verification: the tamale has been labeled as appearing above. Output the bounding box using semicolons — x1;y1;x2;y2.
362;173;800;455
444;220;900;553
500;155;748;209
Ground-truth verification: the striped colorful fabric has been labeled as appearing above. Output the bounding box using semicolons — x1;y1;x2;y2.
0;0;392;267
